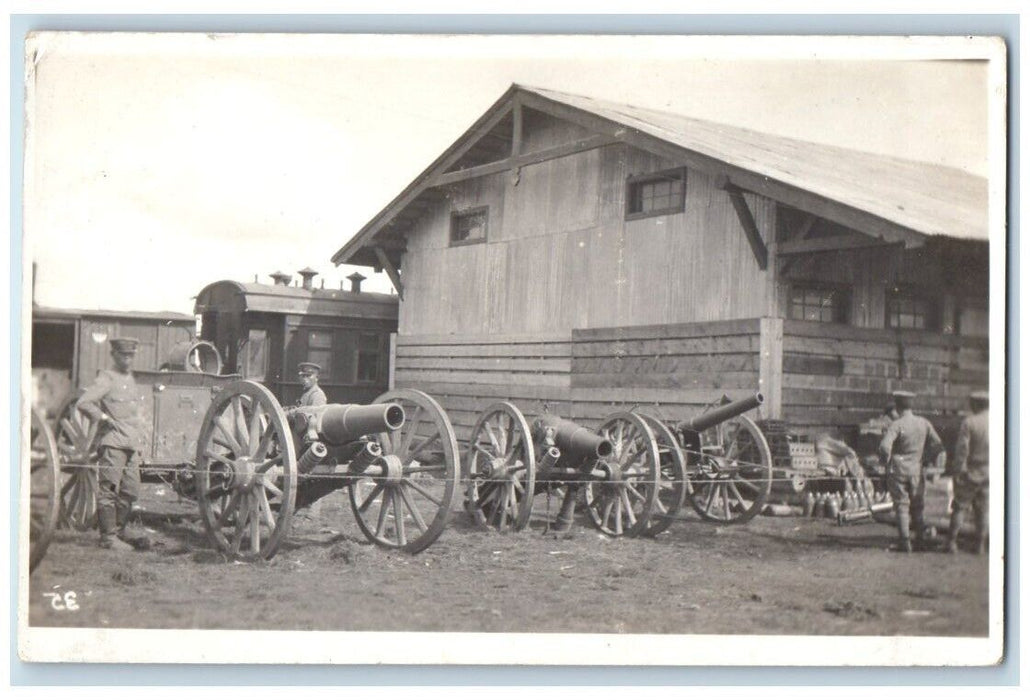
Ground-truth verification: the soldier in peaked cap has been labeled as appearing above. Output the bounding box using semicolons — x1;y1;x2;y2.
946;390;990;555
878;390;946;553
295;362;327;408
76;337;150;551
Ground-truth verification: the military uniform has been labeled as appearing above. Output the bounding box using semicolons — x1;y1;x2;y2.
76;338;149;549
947;391;989;554
878;392;944;551
297;384;327;408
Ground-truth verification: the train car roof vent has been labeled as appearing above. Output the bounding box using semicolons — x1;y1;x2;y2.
270;271;292;286
347;271;366;293
298;267;318;291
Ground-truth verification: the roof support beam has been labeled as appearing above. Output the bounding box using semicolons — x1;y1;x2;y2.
373;246;404;301
511;99;523;157
778;232;896;255
779;213;819;276
430;134;619;187
717;176;768;271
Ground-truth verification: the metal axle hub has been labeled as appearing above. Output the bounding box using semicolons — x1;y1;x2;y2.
380;454;405;483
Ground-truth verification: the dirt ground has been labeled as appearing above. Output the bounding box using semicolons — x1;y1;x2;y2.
27;483;989;636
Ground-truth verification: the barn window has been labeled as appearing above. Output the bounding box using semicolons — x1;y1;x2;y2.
356;333;382;383
625;167;686;220
789;283;850;324
307;330;333;378
450;206;488;246
886;289;935;330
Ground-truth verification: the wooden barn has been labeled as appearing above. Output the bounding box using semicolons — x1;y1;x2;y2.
31;307;197;419
194;269;398;405
330;85;990;442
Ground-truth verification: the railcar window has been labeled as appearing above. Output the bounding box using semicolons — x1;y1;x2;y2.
356;333;381;382
450;207;488;246
789;284;850;324
307;330;333;378
625;167;686;220
243;329;268;380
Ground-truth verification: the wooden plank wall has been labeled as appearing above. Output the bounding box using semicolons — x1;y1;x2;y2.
780;319;990;438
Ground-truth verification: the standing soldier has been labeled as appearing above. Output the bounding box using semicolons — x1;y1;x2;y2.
76;337;150;551
878;390;946;553
296;362;327;408
946;390;990;555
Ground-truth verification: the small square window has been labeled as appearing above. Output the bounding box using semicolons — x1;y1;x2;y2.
626;168;686;220
789;283;849;324
887;289;934;330
307;330;333;377
450;207;488;246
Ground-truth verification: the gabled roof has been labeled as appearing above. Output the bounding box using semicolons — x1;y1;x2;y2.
33;306;195;323
332;84;988;268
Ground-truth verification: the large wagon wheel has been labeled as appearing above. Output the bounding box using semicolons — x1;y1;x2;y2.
635;412;688;536
348;389;459;554
685;414;772;524
196;380;297;561
55;398;99;531
29;408;61;572
582;412;660;537
465;402;536;531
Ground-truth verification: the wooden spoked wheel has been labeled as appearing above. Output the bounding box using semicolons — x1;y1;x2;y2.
582;412;660;537
635;412;688;536
196;380;297;561
29;408;61;572
685;414;772;524
348;389;459;554
55;398;99;531
465;402;536;532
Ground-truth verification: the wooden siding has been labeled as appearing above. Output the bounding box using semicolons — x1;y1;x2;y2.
398;135;776;336
395;318;990;448
780;319;989;438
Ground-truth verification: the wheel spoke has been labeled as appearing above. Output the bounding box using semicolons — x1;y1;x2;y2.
248;403;264;456
262;480;283;499
722;485;731;520
215;416;244;456
398;405;425;459
620;488;637;526
400;463;448;475
255;455;283;474
230;495;250;554
398;485;428;533
250;495;261;555
408;432;440;460
204;449;235;467
358;482;385;513
374;490;391;538
614;495;623;534
402;478;443;507
255;424;276;460
473;443;496;459
625;482;646;503
218;490;244;527
703;482;718;514
393;488;406;546
727;481;751;510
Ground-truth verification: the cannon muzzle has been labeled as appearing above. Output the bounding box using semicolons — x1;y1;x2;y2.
677;392;763;434
301;403;405;445
532;415;614;461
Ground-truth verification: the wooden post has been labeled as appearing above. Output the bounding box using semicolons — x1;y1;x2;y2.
373;246;404;301
388;333;397;390
758;317;783;420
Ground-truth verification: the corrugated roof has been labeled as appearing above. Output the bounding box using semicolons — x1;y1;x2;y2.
332;84;988;267
530;86;987;242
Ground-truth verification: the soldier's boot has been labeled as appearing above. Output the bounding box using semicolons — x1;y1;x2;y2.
98;505;133;552
550;488;579;534
116;499;151;551
945;510;963;554
976;510;989;556
894;512;912;553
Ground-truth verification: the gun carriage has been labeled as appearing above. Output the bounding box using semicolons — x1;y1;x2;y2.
634;392;773;527
43;345;459;563
27;407;61;572
464;403;662;537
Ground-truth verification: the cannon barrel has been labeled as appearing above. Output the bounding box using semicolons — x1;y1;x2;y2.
533;415;614;460
677;392;764;434
307;403;406;445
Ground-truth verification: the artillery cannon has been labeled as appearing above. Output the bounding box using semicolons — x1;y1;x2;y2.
48;373;459;564
464;403;660;537
634;392;772;528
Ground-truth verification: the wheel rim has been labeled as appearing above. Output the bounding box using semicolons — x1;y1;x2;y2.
465;402;536;531
55;400;99;531
29;408;61;571
196;380;296;561
686;414;772;524
583;412;660;537
348;389;459;553
635;412;687;536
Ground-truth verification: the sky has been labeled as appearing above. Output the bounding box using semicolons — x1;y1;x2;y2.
23;33;995;314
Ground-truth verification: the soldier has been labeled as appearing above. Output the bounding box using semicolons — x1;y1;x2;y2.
296;362;327;408
946;390;990;555
878;390;946;553
76;337;150;551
